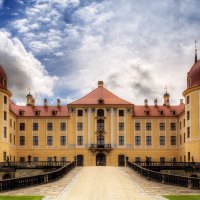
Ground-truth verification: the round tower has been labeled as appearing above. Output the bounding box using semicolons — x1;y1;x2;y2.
182;44;200;162
0;65;12;161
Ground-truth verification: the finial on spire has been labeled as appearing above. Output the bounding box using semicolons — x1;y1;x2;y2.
164;85;168;93
195;40;197;63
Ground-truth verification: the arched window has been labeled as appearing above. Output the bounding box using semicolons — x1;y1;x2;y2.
188;78;192;87
97;109;104;117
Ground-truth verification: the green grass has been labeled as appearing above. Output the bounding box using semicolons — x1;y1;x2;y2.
164;195;200;200
0;196;43;200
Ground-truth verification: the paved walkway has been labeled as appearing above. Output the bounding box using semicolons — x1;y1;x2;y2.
1;166;200;200
55;167;155;200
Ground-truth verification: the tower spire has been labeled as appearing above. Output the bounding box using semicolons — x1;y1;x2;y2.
195;40;197;63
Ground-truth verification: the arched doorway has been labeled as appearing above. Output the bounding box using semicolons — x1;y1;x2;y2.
118;155;125;166
77;155;84;166
96;153;106;166
2;174;12;180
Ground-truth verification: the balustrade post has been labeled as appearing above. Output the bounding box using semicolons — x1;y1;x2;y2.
162;174;165;184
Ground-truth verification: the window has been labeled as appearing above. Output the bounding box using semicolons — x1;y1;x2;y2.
52;110;57;116
47;157;53;162
20;123;25;131
33;123;39;131
160;110;164;115
98;99;104;104
33;157;39;162
4;96;7;104
179;121;181;130
77;110;83;117
159;123;165;131
10;133;12;143
159;136;165;145
119;110;124;117
187;127;190;138
10;119;12;128
97;109;104;117
172;110;176;115
187;111;190;120
35;110;40;116
20;157;25;162
146;136;152;146
77;123;83;131
19;110;24;116
135;136;141;146
160;157;165;163
14;122;15;130
60;136;66;146
77;136;83;145
60;122;66;131
119;123;124;131
184;133;185;143
4;111;7;121
33;136;39;146
97;119;104;131
170;123;176;131
183;119;185;127
135;157;141;163
14;135;15;145
145;110;150;115
146;123;151;131
47;122;53;131
180;135;182;145
188;152;190;162
4;127;7;138
47;136;53;146
3;152;6;162
61;157;66;162
187;96;190;104
119;136;124;146
20;136;25;146
171;136;176;145
135;122;141;131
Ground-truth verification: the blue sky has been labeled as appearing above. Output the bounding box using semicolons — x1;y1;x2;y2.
0;0;199;105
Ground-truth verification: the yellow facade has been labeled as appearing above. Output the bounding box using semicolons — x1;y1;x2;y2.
1;65;200;166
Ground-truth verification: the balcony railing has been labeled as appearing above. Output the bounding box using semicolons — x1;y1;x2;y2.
89;144;112;153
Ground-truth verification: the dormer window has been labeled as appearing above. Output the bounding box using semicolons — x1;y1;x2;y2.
2;78;7;87
98;98;104;104
172;110;176;116
35;110;40;116
188;78;192;87
52;110;57;116
159;110;164;115
144;110;150;115
19;110;24;116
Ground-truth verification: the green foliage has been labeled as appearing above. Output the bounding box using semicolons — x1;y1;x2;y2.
164;195;200;200
0;196;43;200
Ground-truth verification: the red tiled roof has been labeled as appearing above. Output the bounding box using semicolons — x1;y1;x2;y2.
10;102;69;117
187;60;200;88
0;65;7;90
133;104;185;117
69;85;133;106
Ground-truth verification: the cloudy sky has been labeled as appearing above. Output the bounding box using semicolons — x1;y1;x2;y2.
0;0;199;105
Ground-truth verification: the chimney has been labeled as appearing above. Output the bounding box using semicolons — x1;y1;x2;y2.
180;99;183;105
44;99;48;107
57;99;61;107
154;99;158;107
98;81;104;87
31;99;35;107
144;99;148;107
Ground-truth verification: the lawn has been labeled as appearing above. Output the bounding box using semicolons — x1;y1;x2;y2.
164;195;200;200
0;196;43;200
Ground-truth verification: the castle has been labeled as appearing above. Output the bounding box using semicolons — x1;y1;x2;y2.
0;52;200;166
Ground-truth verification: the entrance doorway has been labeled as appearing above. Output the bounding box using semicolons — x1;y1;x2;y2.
118;155;125;166
96;153;106;166
77;155;84;166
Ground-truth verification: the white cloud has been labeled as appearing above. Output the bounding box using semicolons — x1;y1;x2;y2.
0;0;3;8
0;30;58;103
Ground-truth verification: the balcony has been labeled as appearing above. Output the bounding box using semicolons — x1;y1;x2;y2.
89;144;112;153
